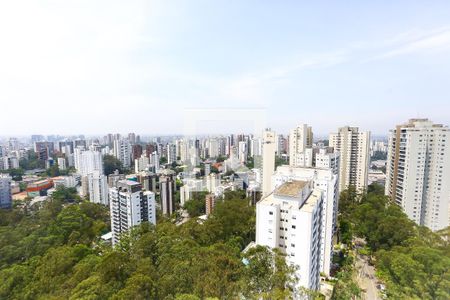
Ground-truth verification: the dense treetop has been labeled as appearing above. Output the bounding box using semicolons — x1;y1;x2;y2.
335;184;450;299
0;189;296;299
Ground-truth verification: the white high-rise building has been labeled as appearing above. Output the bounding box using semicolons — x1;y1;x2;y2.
160;175;174;215
250;137;262;157
0;174;12;209
289;124;313;166
150;151;160;172
167;144;177;164
238;141;248;164
109;180;156;245
271;165;339;277
262;130;276;197
75;150;108;205
135;155;150;173
78;150;104;176
385;119;450;231
1;157;19;170
256;180;323;291
114;139;132;168
208;139;220;158
315;149;340;175
206;173;220;193
57;157;66;171
293;148;314;168
88;171;109;206
74;146;85;172
180;178;204;206
330;126;370;192
177;140;189;163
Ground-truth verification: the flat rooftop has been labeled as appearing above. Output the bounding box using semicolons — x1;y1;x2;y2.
274;180;308;197
259;188;321;212
301;190;321;213
119;180;141;186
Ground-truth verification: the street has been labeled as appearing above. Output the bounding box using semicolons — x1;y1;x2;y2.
355;253;380;300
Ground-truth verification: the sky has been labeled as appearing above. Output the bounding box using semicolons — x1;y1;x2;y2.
1;1;450;137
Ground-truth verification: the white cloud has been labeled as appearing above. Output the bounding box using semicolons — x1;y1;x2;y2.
372;27;450;60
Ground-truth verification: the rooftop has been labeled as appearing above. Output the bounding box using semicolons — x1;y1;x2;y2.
300;190;322;213
274;180;308;197
119;179;141;186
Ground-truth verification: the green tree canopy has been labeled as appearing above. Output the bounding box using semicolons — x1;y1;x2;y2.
103;154;124;175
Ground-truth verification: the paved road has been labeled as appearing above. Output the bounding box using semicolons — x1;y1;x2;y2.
356;254;380;300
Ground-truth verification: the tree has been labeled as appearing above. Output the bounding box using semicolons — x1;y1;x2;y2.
216;155;226;163
335;184;450;299
0;168;24;181
275;156;287;168
0;187;302;299
103;155;123;175
184;198;206;217
241;246;296;298
19;151;45;170
371;151;387;161
223;190;247;201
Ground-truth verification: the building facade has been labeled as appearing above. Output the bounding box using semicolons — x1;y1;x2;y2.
256;180;323;291
385;119;450;231
88;171;109;206
272;165;339;277
262;130;277;197
329;126;370;192
289;124;313;166
160;175;175;215
114;139;132;168
0;175;12;209
109;180;156;245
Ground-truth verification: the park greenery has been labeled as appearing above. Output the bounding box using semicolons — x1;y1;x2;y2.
183;191;208;217
0;188;297;299
2;176;448;299
103;154;124;176
19;151;45;170
335;184;450;299
370;150;387;161
0;168;25;181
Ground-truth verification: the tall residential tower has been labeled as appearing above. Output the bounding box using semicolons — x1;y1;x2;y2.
385;119;450;231
330;126;370;192
262;130;276;197
289;124;313;166
109;180;156;245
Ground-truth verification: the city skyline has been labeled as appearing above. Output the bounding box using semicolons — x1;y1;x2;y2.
1;1;450;135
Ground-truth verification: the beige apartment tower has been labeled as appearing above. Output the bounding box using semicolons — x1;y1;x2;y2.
289;124;313;166
329;126;370;192
385;119;450;231
262;129;277;197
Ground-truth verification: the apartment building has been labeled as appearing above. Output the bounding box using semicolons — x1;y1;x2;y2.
256;180;323;291
330;126;370;192
109;180;156;245
385;119;450;231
